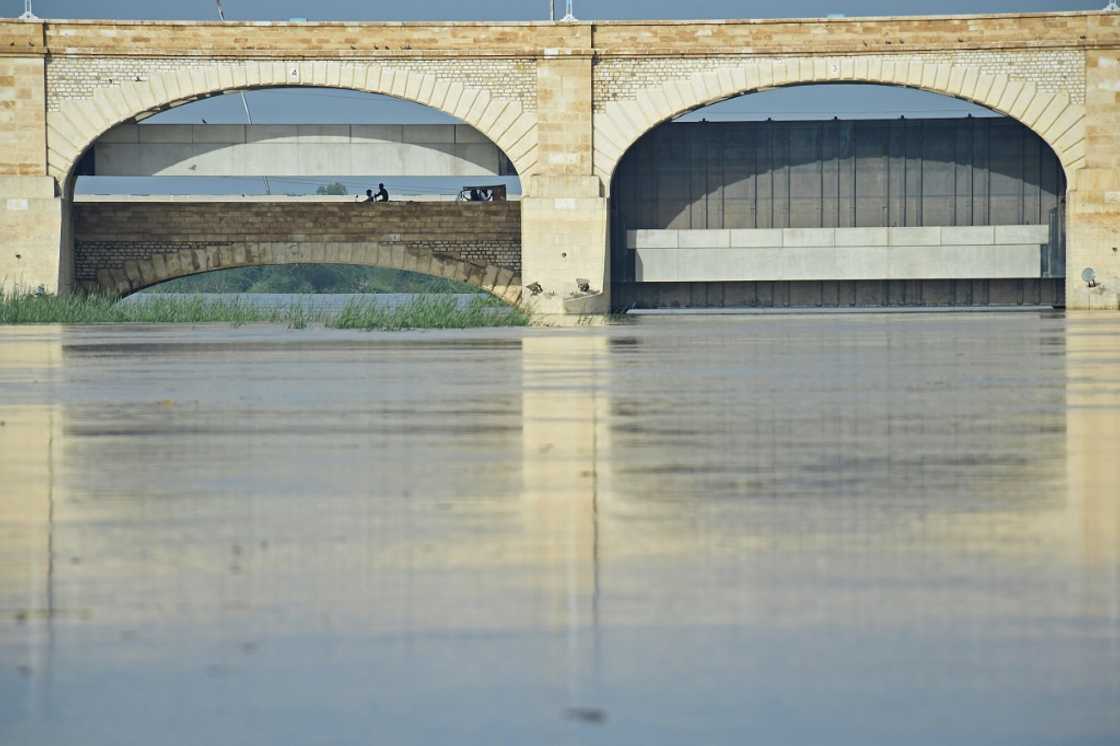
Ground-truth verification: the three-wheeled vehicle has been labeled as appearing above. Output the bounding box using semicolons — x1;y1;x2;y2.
457;185;507;202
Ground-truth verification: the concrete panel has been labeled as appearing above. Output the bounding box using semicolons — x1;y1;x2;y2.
834;227;889;247
730;229;783;248
100;124;139;143
994;224;1050;244
886;245;930;279
451;143;503;174
683;249;762;280
193;124;245;144
234;144;301;175
93;129;509;177
185;144;248;176
677;229;730;248
633;229;677;249
738;249;784;280
244;125;300;144
780;247;834;279
834;246;890;279
940;226;995;245
298;143;353;175
138;124;195;144
634;247;678;281
889;227;941;246
402;124;456;144
297;125;349;144
989;244;1043;277
783;228;836;247
350;124;405;144
136;143;202;175
454;125;490;144
634;240;1042;283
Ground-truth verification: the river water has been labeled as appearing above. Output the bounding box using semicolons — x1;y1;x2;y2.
1;312;1118;744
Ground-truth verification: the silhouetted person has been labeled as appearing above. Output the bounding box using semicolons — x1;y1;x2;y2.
375;183;390;202
361;189;375;203
469;188;481;202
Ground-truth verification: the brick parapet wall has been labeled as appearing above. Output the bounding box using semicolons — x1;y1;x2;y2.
593;50;1088;110
46;57;537;112
73;201;521;285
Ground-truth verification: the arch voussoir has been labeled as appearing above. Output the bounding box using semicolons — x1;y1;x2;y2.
594;57;1087;191
48;60;534;186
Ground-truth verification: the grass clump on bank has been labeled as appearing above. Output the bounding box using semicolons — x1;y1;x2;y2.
0;289;528;330
329;296;529;331
0;290;291;325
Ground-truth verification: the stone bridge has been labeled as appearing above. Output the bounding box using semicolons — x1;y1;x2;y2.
1;11;1118;312
72;199;523;302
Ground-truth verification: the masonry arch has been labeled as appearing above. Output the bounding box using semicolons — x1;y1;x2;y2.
593;58;1087;191
46;60;540;193
73;195;523;304
91;240;522;305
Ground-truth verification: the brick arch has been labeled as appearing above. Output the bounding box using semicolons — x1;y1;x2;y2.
92;242;523;306
46;61;540;190
593;58;1087;192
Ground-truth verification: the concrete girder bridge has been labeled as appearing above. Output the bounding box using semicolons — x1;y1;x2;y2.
1;11;1118;313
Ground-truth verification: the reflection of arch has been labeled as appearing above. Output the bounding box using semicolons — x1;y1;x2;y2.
593;59;1086;190
46;61;539;189
92;244;523;306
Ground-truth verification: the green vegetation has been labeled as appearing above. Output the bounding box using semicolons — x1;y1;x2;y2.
330;295;528;331
0;288;528;330
315;181;351;196
144;264;476;295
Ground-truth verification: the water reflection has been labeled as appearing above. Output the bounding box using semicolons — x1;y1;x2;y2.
0;315;1117;744
520;334;610;712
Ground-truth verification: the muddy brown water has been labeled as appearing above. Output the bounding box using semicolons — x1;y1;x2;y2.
1;312;1118;744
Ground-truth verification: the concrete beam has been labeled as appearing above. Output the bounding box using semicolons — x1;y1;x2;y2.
630;226;1052;282
88;123;516;178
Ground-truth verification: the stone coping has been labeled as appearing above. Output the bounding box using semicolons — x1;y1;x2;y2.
5;11;1111;27
628;226;1051;251
4;12;1112;58
74;194;522;203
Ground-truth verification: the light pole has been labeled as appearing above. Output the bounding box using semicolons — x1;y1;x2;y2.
213;1;272;194
562;0;577;22
18;0;38;20
1105;0;1119;11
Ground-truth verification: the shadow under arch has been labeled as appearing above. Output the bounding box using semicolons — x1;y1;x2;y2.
611;113;1068;233
593;61;1087;190
100;246;523;306
46;60;540;192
